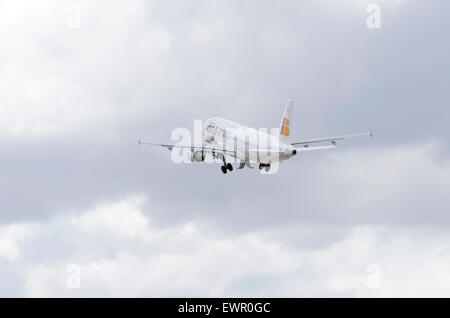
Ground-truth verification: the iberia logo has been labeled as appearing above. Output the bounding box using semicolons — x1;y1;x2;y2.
281;118;290;136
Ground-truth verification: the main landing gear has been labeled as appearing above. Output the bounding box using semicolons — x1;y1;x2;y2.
215;152;233;174
221;163;233;174
259;163;271;172
217;153;233;174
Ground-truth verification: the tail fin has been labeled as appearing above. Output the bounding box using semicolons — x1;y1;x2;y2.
278;99;294;142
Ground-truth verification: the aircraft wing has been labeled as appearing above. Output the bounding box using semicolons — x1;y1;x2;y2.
291;132;372;149
138;140;236;155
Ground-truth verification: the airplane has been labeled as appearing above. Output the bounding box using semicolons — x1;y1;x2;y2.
139;100;372;174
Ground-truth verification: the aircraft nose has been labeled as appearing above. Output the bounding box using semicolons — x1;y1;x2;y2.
292;149;297;156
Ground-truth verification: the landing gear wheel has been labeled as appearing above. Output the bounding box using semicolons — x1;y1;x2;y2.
265;165;271;172
226;163;233;171
221;165;228;174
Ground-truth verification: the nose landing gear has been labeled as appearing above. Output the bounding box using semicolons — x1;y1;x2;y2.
259;163;271;172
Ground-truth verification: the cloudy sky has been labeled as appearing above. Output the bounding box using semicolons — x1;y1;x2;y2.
1;0;450;297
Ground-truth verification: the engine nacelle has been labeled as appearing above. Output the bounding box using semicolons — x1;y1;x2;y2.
191;150;206;162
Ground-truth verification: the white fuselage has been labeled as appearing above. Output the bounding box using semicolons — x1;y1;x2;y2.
203;117;297;164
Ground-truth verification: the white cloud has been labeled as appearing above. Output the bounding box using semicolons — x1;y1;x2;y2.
0;0;173;138
0;223;37;261
348;0;409;10
70;195;148;240
188;18;225;44
21;216;450;297
0;184;445;297
23;195;303;297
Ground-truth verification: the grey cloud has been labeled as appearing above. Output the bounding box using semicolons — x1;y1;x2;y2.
1;0;450;296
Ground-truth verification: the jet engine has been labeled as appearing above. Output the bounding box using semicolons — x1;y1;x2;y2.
191;150;206;162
